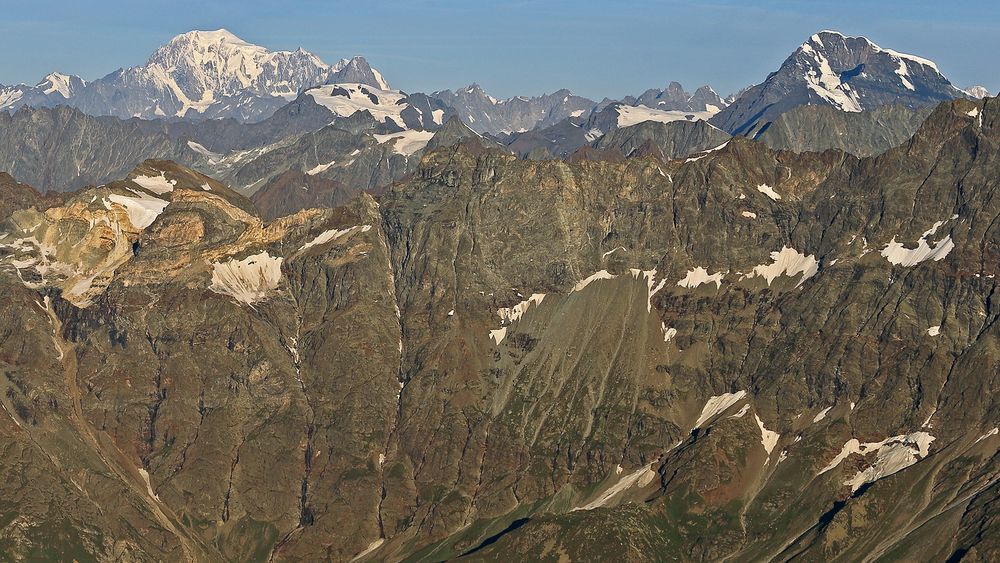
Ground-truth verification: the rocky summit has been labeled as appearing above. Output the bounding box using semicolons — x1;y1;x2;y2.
0;13;998;563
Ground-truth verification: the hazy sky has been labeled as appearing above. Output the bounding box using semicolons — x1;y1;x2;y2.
2;0;997;99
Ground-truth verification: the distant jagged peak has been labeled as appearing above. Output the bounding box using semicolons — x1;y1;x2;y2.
35;72;86;98
329;56;390;90
711;29;968;135
966;85;992;98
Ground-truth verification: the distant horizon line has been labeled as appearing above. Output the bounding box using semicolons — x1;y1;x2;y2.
0;26;990;101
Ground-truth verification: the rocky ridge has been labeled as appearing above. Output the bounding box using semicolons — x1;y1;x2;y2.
0;94;998;560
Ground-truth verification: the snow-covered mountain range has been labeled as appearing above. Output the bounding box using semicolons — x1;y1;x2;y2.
0;29;389;122
0;28;984;144
0;72;87;111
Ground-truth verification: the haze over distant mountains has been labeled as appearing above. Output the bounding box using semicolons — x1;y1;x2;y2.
0;28;987;198
0;28;987;132
0;29;389;122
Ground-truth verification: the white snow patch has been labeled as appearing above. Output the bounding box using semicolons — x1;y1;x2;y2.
661;323;677;342
922;409;936;429
307;83;410;125
882;48;940;73
799;42;863;112
306;160;336;175
755;414;780;456
685;141;729;162
695;391;747;428
187;141;222;163
677;267;725;289
730;404;751;419
812;406;832;423
374;129;435;156
137;468;160;501
498;293;545;325
975;428;999;444
209;251;283;305
572;270;615;292
299;225;371;252
743;247;819;287
615;104;717;128
351;538;385;561
817;432;936;492
893;57;915;91
927;325;941;337
881;223;955;267
742;211;757;219
842;432;936;492
575;463;658;511
757;184;781;201
131;174;176;195
40;72;78;97
632;268;667;312
489;327;507;345
104;193;170;230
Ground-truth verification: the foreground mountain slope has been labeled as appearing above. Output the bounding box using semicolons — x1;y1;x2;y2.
713;30;970;136
0;160;403;560
0;95;997;561
371;95;1000;560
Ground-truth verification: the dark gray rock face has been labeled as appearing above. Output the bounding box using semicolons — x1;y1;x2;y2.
0;106;202;192
595;119;731;159
756;103;934;157
711;30;970;136
625;82;726;112
431;84;597;135
0;89;453;194
505;101;723;160
505;117;596;159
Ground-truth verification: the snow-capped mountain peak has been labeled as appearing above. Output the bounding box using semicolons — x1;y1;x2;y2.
627;82;727;113
966;85;992;98
141;28;331;104
0;29;393;122
303;82;451;131
712;30;969;135
37;72;86;99
0;71;87;111
329;56;390;90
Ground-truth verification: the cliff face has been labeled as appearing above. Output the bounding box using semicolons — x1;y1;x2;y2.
0;96;999;561
756;103;935;157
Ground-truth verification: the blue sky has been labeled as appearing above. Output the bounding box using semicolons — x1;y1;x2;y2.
2;0;997;99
